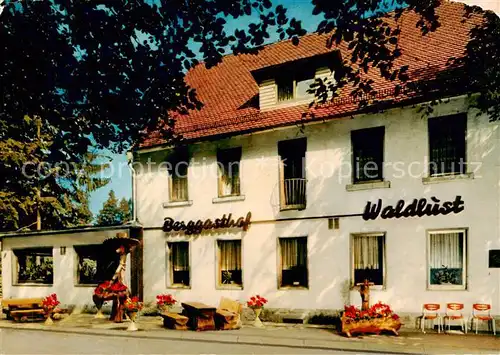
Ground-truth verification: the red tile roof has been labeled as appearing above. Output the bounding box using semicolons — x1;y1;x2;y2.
141;1;480;148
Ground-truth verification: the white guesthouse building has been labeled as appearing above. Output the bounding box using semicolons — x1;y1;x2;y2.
1;1;500;321
136;2;500;317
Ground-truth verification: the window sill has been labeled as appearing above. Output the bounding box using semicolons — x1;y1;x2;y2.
12;283;52;287
167;285;191;290
422;173;474;185
212;195;246;204
74;284;98;287
427;285;467;291
163;200;193;208
216;284;243;290
262;98;313;112
346;180;391;192
278;286;309;290
350;285;385;291
280;204;307;211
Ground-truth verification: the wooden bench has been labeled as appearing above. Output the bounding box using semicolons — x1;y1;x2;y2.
161;312;189;330
215;309;239;330
9;309;46;322
1;298;44;320
215;297;243;330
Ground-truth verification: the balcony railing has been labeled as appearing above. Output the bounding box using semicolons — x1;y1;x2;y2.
281;178;307;210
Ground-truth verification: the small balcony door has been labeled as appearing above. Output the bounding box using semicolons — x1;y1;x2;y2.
278;138;307;210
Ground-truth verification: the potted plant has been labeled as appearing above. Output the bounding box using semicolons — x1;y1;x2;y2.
433;265;460;285
222;270;234;284
42;293;60;325
341;302;401;337
156;294;177;314
247;295;268;328
123;296;143;331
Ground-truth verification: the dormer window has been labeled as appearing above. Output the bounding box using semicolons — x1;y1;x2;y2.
252;52;336;111
276;70;315;103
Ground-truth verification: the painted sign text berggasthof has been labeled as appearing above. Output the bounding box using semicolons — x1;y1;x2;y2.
162;212;252;235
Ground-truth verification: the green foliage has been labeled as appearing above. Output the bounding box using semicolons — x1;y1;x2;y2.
118;198;132;223
0;1;499;232
0;118;110;231
96;190;131;226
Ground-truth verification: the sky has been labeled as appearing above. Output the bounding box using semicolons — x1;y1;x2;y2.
89;0;322;217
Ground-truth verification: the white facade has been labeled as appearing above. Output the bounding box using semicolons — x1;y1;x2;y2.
1;227;132;306
136;95;500;315
2;96;499;318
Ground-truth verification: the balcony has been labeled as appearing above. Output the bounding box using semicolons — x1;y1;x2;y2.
280;178;307;211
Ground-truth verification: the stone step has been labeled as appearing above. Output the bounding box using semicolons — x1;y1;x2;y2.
282;311;308;324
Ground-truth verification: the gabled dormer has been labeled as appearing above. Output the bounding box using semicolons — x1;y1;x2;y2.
251;52;336;111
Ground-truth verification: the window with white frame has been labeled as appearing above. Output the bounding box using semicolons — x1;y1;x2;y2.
167;242;190;287
217;147;242;197
428;229;467;290
352;234;385;286
428;114;467;176
168;148;189;202
14;247;53;284
279;237;308;288
217;240;242;287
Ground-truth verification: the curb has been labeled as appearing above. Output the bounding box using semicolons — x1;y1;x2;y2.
0;323;422;354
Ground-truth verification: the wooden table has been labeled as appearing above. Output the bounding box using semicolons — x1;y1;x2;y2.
181;302;216;331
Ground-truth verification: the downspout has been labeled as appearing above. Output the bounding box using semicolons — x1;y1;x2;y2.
126;151;139;226
126;151;143;300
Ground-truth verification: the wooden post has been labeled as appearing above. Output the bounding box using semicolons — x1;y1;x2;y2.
356;279;374;311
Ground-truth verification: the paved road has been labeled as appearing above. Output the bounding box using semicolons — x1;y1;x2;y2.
0;328;372;354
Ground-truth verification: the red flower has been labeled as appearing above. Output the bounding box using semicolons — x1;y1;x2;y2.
343;303;399;322
42;294;60;310
247;295;268;309
109;282;127;292
156;294;177;306
124;296;143;311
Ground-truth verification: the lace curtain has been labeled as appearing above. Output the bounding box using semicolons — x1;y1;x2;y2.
281;238;307;270
353;235;380;270
219;240;241;271
171;243;189;272
429;232;463;268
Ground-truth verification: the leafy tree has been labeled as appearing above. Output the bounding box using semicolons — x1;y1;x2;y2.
96;190;121;226
0;116;109;231
118;197;132;224
1;0;499;230
1;0;467;160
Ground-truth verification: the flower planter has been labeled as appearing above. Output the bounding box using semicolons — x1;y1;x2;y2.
126;311;138;331
341;316;401;337
252;308;264;328
44;309;54;325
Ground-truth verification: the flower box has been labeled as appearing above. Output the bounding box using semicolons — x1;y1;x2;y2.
341;302;401;337
341;315;401;337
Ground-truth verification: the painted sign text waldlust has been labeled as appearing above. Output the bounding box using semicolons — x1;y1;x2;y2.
362;196;465;221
